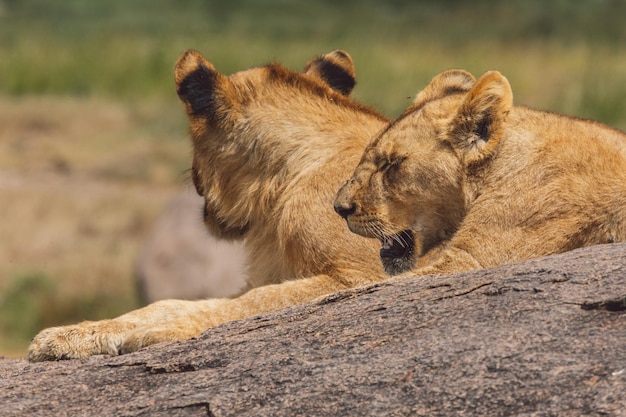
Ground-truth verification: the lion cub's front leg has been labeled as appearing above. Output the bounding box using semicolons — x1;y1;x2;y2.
28;274;350;361
28;299;225;362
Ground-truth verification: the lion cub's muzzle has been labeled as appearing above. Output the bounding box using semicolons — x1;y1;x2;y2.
334;183;415;263
333;199;357;219
334;177;360;218
334;184;368;238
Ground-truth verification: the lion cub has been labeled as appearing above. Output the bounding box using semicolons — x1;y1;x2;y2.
335;69;626;276
28;50;388;361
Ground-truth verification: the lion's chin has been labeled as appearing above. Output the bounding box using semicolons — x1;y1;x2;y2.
381;256;414;276
379;230;415;276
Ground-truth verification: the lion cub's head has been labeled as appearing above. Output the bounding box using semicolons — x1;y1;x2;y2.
174;49;363;241
335;70;513;274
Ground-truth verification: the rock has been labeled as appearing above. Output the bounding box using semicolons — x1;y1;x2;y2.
1;243;625;416
135;186;247;303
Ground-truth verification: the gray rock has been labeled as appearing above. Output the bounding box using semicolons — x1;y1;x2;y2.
1;243;625;416
135;186;247;303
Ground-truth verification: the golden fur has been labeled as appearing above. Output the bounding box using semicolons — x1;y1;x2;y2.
335;69;626;276
28;50;389;361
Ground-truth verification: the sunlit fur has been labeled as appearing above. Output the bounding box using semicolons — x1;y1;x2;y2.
336;69;626;276
28;50;389;361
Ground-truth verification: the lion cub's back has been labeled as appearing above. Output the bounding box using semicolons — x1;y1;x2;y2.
509;107;626;239
510;107;626;170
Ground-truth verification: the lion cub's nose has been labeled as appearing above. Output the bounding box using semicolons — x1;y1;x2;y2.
334;200;357;219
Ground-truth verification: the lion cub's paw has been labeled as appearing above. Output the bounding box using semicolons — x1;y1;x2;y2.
28;322;123;362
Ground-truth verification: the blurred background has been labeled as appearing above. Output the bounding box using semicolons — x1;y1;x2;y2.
1;0;625;358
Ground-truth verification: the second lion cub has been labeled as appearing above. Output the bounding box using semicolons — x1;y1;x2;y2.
335;69;626;276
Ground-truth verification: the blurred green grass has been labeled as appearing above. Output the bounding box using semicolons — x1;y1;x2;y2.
0;271;135;354
1;0;626;124
1;0;625;356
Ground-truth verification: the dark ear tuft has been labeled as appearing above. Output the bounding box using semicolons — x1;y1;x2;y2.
304;50;356;95
175;50;221;116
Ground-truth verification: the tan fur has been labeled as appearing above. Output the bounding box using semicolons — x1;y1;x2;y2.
335;69;626;277
28;50;389;361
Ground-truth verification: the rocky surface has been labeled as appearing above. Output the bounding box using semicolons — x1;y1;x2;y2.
1;243;625;416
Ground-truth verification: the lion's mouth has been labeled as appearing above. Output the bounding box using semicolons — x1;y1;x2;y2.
379;230;414;259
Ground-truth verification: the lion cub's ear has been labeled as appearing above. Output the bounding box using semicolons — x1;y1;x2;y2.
446;71;513;166
413;70;476;109
304;50;356;95
175;49;229;119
